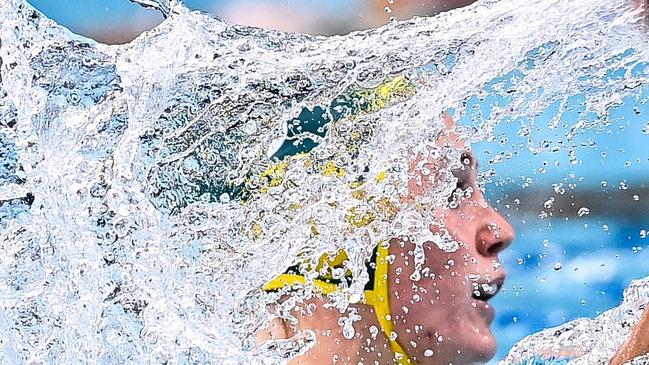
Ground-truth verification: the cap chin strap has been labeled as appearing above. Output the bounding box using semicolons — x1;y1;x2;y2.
364;242;412;364
263;242;413;364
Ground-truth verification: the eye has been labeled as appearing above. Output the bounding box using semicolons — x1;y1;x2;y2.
448;152;476;205
453;153;475;190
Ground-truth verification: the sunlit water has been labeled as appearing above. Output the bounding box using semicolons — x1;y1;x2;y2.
1;0;649;363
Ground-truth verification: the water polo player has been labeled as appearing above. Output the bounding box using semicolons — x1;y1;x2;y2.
254;70;515;364
254;77;649;365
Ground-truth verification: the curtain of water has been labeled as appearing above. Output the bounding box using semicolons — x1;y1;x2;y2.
0;0;648;363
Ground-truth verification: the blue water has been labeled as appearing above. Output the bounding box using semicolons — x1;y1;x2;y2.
474;83;649;360
486;214;649;361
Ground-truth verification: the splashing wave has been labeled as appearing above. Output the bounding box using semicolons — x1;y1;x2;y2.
1;0;648;363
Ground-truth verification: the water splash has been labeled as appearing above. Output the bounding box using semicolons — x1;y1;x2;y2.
503;277;649;364
1;0;648;363
128;0;189;19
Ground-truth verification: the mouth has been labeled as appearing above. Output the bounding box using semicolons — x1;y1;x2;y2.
471;276;504;302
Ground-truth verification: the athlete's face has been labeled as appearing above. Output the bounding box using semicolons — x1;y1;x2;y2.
389;152;515;364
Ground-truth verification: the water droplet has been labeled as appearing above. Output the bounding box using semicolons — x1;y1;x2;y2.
544;197;555;208
103;252;115;264
67;92;81;106
424;349;434;357
577;207;590;217
342;320;355;339
369;325;379;340
467;274;481;281
389;331;398;341
512;316;518;323
384;6;393;14
640;229;647;239
553;262;563;271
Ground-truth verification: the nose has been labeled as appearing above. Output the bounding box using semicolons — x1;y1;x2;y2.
475;204;515;258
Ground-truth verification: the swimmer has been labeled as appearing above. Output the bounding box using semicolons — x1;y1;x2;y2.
253;2;649;364
257;113;649;365
258;112;515;364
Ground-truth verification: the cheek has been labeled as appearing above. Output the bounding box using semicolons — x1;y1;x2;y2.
423;240;477;278
392;256;470;313
431;204;482;250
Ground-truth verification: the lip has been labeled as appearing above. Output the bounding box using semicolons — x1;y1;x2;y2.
473;299;496;324
468;275;504;324
471;276;505;302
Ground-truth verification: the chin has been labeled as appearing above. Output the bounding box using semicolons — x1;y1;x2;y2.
417;325;497;365
442;322;497;364
464;327;497;363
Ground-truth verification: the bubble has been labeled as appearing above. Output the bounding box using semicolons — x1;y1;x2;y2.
553;262;563;271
